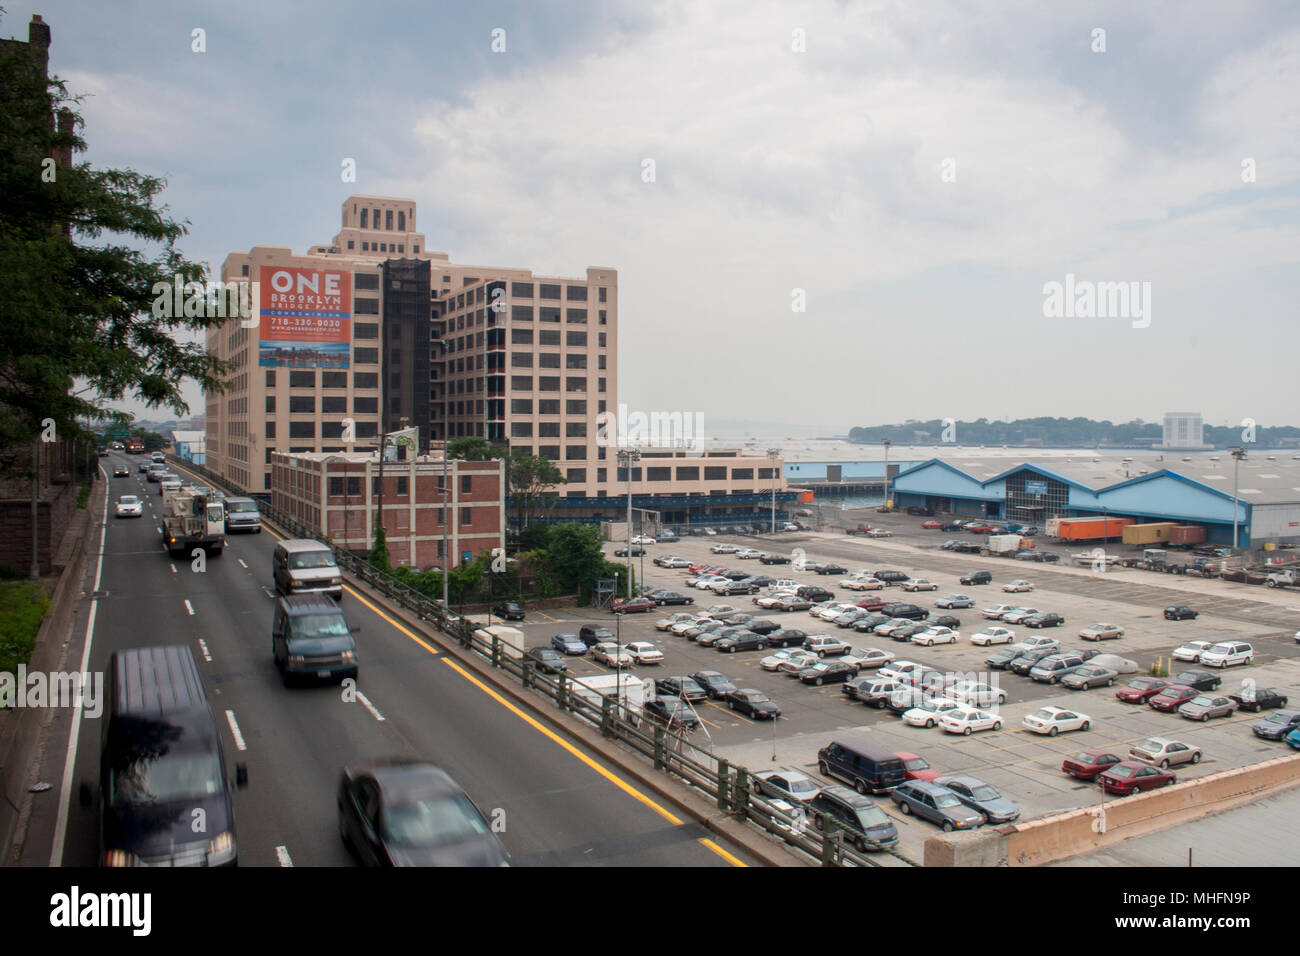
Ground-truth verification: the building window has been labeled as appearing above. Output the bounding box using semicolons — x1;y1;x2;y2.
398;210;405;231
566;355;587;369
538;329;561;346
598;333;606;347
566;377;587;392
511;422;533;438
362;242;369;251
566;331;587;347
322;371;347;389
511;282;533;298
396;476;408;495
539;307;560;323
322;396;347;414
539;445;560;460
511;353;534;368
599;287;607;303
538;399;560;414
355;298;379;315
539;283;561;299
461;507;472;526
360;209;368;228
566;308;586;323
596;468;607;482
385;209;393;231
539;376;560;391
290;370;315;388
565;399;586;415
731;468;754;480
511;399;533;414
539;353;560;369
354;372;379;389
676;467;699;481
354;347;378;364
289;396;315;413
597;354;606;370
322;421;344;439
598;378;606;393
356;421;378;438
599;310;607;325
511;327;534;344
355;273;379;290
539;422;559;438
265;369;275;387
705;466;727;481
289;421;315;439
355;323;379;339
265;421;275;438
347;240;354;250
511;305;533;322
511;376;532;391
265;395;275;413
647;467;671;482
353;396;378;413
566;445;585;460
566;468;586;482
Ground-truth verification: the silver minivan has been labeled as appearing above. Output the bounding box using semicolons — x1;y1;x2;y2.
273;539;342;599
224;496;262;533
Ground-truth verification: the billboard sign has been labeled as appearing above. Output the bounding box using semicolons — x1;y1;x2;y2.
258;266;352;368
1025;479;1048;495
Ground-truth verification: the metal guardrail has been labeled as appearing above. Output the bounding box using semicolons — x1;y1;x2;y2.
166;456;914;867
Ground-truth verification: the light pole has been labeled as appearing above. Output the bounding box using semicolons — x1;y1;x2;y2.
442;440;450;610
1230;446;1246;550
767;448;780;534
618;448;641;598
881;439;892;510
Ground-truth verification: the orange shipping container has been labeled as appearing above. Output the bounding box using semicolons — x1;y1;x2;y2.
1055;517;1135;541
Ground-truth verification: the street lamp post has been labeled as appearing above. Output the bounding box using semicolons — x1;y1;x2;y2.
619;448;641;598
767;448;780;535
881;439;892;510
1230;446;1246;550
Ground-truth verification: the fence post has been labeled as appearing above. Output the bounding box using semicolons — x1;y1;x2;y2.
733;767;750;818
821;819;840;866
653;720;666;771
600;694;614;738
716;757;730;811
491;634;501;668
556;671;568;711
522;658;533;691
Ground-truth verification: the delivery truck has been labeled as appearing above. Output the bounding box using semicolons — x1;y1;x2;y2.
161;489;225;557
1053;516;1135;541
569;673;647;725
1121;522;1179;546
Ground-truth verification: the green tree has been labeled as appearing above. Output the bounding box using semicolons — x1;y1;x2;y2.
0;29;233;474
446;437;506;461
369;525;390;572
508;452;566;530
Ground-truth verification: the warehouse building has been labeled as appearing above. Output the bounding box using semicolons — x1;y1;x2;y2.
889;452;1300;548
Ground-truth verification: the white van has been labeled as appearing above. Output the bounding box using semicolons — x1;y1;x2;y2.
273;539;342;599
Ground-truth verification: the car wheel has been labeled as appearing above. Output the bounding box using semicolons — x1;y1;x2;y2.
728;646;736;653
926;718;935;728
820;761;831;778
1048;726;1058;736
818;650;827;658
854;778;867;795
1191;752;1201;764
1080;720;1090;731
1107;679;1114;687
942;820;954;832
899;801;911;815
997;695;1006;706
1200;712;1211;722
963;726;972;736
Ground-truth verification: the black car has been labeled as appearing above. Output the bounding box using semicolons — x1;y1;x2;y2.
578;625;616;647
759;553;791;565
652;591;695;606
747;618;782;635
613;546;646;557
721;569;752;581
930;614;962;629
112;466;129;477
799;661;859;686
721;612;755;627
492;602;525;621
656;676;707;702
746;575;776;588
697;626;744;648
691;670;738;699
816;563;849;576
1174;669;1222;691
645;696;700;731
890;623;929;642
952;542;983;554
873;570;910;586
714;631;769;653
524;646;568;674
1008;648;1056;675
853;613;893;633
879;602;928;621
1025;612;1065;629
338;759;510;867
720;580;759;596
906;506;934;517
764;628;808;648
940;523;965;532
1231;688;1288;712
984;648;1021;670
724;688;780;719
795;586;835;602
1164;605;1198;620
960;570;992;586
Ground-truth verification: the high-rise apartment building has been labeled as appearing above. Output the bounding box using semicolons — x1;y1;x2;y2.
1161;412;1209;450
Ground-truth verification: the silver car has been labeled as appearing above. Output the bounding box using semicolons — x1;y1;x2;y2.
1059;664;1119;690
1178;694;1236;722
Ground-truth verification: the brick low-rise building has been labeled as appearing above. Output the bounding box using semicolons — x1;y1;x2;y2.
270;450;504;569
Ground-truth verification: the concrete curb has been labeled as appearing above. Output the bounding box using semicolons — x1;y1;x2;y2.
0;471;101;863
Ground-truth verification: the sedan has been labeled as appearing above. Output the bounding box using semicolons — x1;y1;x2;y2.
1002;580;1035;593
866;528;893;538
644;696;700;731
902;697;962;728
1061;749;1123;781
1230;688;1289;713
1178;694;1236;722
853;647;895;669
491;602;525;621
1130;736;1202;768
656;612;697;632
1060;665;1119;690
1173;670;1222;692
725;688;781;719
798;661;859;686
1164;606;1198;620
590;643;633;668
982;604;1019;620
911;627;959;647
1022;706;1091;736
970;627;1015;646
752;771;819;804
763;628;809;648
112;465;129;477
337;760;509;867
611;597;657;614
655;676;706;703
1252;709;1300;741
714;632;770;654
1079;623;1124;641
1148;684;1199;713
652;591;695;607
653;555;691;568
710;543;739;554
114;495;144;518
523;647;568;674
1100;762;1176;796
935;594;976;609
1171;641;1213;663
760;649;804;671
999;607;1040;625
948;680;1006;708
921;520;942;529
624;642;664;665
842;576;885;591
890;781;985;832
691;670;738;699
1024;612;1065;629
933;775;1020;824
984;648;1021;670
902;579;939;592
612;546;646;557
1115;677;1170;704
550;633;587;655
937;707;1002;735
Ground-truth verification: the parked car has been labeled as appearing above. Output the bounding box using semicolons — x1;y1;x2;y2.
624;642;665;665
492;602;525;621
759;553;791;565
1061;749;1123;781
1231;687;1288;713
938;707;1001;735
808;787;899;851
935;594;975;609
644;696;700;731
550;633;587;656
1178;694;1236;721
984;648;1021;670
1164;605;1198;620
1171;640;1213;663
775;651;822;675
764;628;809;648
1079;623;1124;641
578;625;616;647
591;643;634;668
1099;761;1177;796
714;631;770;654
921;520;941;529
1197;642;1254;668
760;649;802;671
901;579;939;592
853;647;895;669
799;660;859;686
524;646;568;674
655;676;706;703
690;670;738;699
804;635;852;657
999;607;1041;625
911;626;959;647
1025;612;1065;629
1252;709;1300;740
1173;670;1222;692
652;591;696;607
970;626;1015;646
890;781;985;831
1148;684;1199;713
1022;706;1091;736
1115;677;1170;704
655;612;697;632
725;688;781;719
901;697;962;728
1002;579;1034;593
948;680;1006;708
982;604;1019;620
654;555;691;568
613;546;646;557
1007;648;1056;676
1130;736;1202;768
1060;665;1119;690
933;775;1020;824
752;770;819;804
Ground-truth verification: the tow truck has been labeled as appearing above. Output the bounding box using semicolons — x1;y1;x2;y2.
161;487;226;558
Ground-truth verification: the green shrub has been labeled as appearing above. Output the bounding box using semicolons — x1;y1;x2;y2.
0;581;51;680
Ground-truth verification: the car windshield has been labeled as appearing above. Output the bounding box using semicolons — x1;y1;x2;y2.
1189;696;1214;707
970;785;1000;801
227;501;259;513
381;793;489;848
904;758;928;771
1029;709;1053;720
788;779;817;793
110;748;223;806
119;496;138;504
1130;679;1157;689
294;613;351;638
1206;644;1232;654
854;805;891;828
289;551;338;569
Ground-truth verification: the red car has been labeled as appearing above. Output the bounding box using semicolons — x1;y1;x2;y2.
1099;761;1176;796
921;520;941;530
896;751;941;782
1115;677;1170;704
1061;749;1123;781
967;523;993;534
1148;684;1198;712
611;597;657;614
855;596;888;611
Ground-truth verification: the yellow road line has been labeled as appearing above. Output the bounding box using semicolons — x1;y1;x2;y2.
440;656;746;866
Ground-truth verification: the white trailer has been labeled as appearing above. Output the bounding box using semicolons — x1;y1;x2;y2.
985;534;1023;554
569;672;647;725
473;624;525;660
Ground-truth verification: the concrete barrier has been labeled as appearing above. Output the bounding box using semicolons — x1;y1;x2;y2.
925;752;1300;867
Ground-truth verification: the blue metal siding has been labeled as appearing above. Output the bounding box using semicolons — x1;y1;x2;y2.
892;460;1000;501
1097;474;1241;523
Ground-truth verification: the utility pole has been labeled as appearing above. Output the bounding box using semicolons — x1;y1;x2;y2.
768;447;781;534
881;439;892;510
619;447;640;599
1230;446;1246;550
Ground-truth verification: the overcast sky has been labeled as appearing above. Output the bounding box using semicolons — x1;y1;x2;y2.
17;0;1300;433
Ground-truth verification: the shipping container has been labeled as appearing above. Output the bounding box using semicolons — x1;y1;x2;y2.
1167;525;1207;546
1121;522;1179;545
1055;516;1135;541
986;534;1023;553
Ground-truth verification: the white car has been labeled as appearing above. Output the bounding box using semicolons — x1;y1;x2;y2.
911;627;959;647
735;548;763;559
902;579;939;592
970;626;1015;646
696;576;729;591
1002;580;1035;593
879;660;923;681
710;543;738;554
866;528;893;538
761;649;802;671
983;604;1019;620
1171;640;1213;663
114;494;143;518
624;642;664;665
1000;607;1040;625
159;477;181;495
1011;635;1059;653
938;707;1002;735
1079;623;1125;641
819;603;859;621
948;680;1007;707
902;697;962;728
654;556;690;568
1197;641;1253;668
1089;653;1139;674
591;643;634;668
1022;706;1091;736
670;618;708;636
655;612;696;631
841;576;885;591
631;535;657;545
854;647;895;669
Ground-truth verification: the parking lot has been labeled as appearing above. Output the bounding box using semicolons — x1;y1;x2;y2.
507;514;1300;863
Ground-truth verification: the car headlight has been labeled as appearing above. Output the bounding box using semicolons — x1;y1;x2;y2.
330;577;341;585
341;650;356;663
288;654;305;665
104;849;139;867
208;831;236;865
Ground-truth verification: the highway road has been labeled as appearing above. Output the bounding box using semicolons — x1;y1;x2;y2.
30;454;751;867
